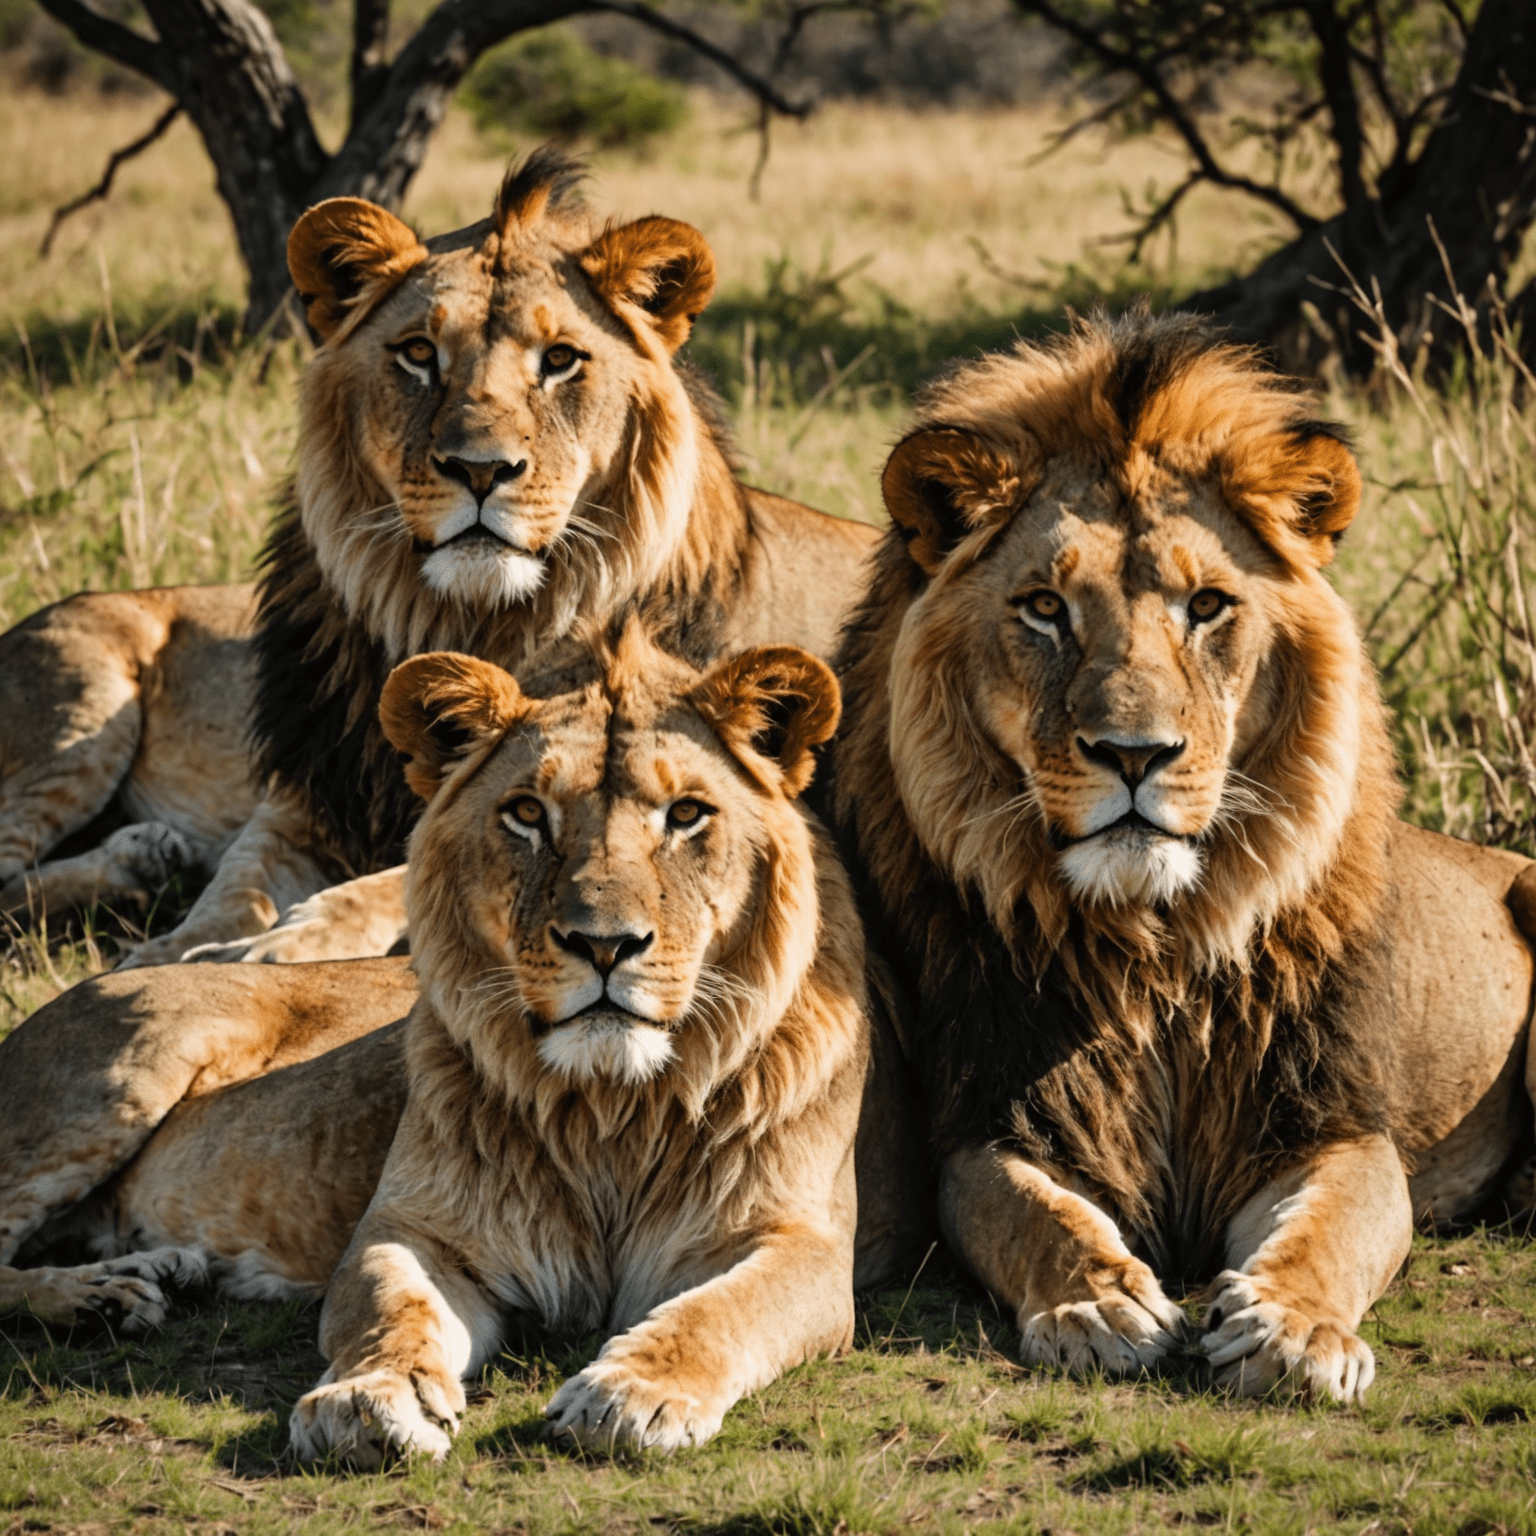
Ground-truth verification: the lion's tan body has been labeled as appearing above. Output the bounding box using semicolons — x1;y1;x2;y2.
125;152;877;971
0;583;257;920
1;635;926;1457
831;308;1536;1404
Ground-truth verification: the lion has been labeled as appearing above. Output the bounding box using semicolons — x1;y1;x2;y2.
123;147;878;970
0;584;256;920
1;629;927;1459
828;306;1536;1403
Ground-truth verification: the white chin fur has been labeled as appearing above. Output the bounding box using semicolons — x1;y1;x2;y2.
421;541;546;608
537;1014;675;1085
1058;832;1203;907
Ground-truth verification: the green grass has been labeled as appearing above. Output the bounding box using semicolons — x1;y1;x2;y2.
5;1237;1536;1534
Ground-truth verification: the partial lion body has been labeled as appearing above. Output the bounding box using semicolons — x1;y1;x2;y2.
0;583;257;920
834;307;1536;1403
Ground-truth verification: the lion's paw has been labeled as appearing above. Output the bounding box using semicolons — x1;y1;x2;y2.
96;1246;210;1296
545;1357;724;1453
1019;1277;1184;1377
18;1265;170;1333
289;1369;459;1470
1201;1271;1374;1403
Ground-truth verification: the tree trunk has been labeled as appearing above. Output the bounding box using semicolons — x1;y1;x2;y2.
1182;0;1536;373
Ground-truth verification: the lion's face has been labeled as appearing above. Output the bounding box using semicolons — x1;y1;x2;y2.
379;636;838;1088
905;453;1287;907
874;314;1371;942
285;150;716;645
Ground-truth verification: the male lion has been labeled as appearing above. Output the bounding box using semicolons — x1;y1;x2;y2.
0;585;255;919
123;147;876;967
1;630;925;1458
830;307;1536;1403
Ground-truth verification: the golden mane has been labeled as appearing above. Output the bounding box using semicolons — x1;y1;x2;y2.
832;308;1400;1261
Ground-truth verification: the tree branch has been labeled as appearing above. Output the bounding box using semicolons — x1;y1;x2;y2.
587;0;811;116
351;0;392;134
39;101;181;257
324;0;813;208
1013;0;1321;232
34;0;177;92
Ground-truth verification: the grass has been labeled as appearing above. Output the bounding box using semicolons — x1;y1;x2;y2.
5;70;1536;1536
5;1236;1536;1534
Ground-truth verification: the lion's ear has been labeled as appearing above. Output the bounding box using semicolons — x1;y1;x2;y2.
580;217;717;353
379;652;526;801
287;198;427;340
693;646;841;798
882;427;1027;576
1287;427;1361;564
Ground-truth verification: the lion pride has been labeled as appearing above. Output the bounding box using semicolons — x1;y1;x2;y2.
0;628;926;1460
830;306;1536;1402
116;147;876;967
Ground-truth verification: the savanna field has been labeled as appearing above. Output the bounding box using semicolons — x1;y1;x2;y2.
4;54;1536;1536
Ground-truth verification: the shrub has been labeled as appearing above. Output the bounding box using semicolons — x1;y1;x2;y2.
461;27;688;150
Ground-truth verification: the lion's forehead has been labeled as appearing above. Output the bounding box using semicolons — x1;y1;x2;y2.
497;699;733;814
1004;474;1273;600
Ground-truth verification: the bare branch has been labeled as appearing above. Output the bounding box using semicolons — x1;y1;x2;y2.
1094;171;1201;263
1013;0;1321;231
39;101;181;257
351;0;393;134
587;0;812;116
34;0;176;92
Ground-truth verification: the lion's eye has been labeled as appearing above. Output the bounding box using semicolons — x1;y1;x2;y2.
397;338;437;368
502;796;546;831
1019;590;1066;626
1188;589;1231;624
541;344;581;376
666;799;712;830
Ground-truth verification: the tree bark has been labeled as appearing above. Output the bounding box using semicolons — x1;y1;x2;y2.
1182;0;1536;372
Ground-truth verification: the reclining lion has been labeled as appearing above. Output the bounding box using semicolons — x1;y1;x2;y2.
0;628;927;1459
120;147;876;969
828;306;1536;1403
0;584;255;920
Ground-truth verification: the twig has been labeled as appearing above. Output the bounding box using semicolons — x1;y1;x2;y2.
587;0;811;117
40;102;181;258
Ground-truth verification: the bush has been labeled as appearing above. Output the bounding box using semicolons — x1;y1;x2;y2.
461;27;687;150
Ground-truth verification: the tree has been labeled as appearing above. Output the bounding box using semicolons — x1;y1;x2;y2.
37;0;813;330
1014;0;1536;372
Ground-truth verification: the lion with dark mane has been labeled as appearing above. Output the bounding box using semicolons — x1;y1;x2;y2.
831;307;1536;1401
127;147;876;966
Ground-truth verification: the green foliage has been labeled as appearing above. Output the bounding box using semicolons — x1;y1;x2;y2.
461;27;689;151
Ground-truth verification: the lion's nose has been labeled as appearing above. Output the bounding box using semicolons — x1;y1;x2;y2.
1076;736;1185;790
433;454;527;506
552;927;654;978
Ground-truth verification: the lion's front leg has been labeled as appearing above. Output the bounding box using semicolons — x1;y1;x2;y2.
941;1146;1184;1377
122;791;329;968
546;1221;855;1453
199;866;408;964
289;1221;502;1469
1203;1134;1411;1403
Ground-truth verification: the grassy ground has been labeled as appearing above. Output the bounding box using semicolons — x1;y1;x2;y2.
5;1236;1536;1535
5;77;1536;1536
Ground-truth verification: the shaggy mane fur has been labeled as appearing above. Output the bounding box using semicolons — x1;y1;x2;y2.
396;633;866;1332
831;308;1401;1278
250;152;753;877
